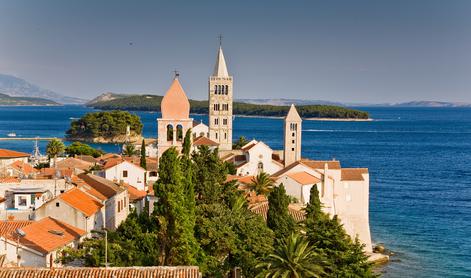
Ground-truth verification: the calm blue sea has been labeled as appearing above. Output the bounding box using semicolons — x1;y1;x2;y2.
0;105;470;278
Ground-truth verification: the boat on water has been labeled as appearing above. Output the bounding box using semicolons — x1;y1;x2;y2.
7;132;16;137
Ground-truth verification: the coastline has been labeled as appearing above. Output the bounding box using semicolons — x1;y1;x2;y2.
235;114;372;121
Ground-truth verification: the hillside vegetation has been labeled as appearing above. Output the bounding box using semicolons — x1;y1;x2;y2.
0;93;59;106
66;110;143;143
87;93;369;119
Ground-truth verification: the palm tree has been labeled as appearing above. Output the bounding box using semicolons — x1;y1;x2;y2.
122;143;137;156
256;233;326;278
46;138;65;167
249;172;274;195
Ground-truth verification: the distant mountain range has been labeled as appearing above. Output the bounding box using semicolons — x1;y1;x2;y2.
237;98;471;108
0;74;87;104
0;93;59;106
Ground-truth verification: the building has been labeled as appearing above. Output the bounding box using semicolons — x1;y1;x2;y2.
35;187;105;233
208;43;233;151
0;217;86;267
0;149;30;176
2;161;39;179
284;104;302;167
192;120;209;138
100;158;146;191
157;74;194;157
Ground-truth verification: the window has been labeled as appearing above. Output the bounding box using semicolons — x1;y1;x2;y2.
215;133;218;139
224;132;227;139
291;148;295;151
123;170;128;178
214;118;219;125
56;202;60;207
166;124;174;141
223;119;227;125
225;85;229;94
221;85;225;94
214;85;218;94
118;201;121;212
18;196;27;207
292;140;295;144
176;124;183;141
292;132;295;137
258;162;264;171
149;171;157;177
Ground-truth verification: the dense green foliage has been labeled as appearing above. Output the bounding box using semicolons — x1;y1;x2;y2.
87;94;369;119
66;110;142;140
256;233;327;278
248;172;274;195
46;138;65;166
267;184;297;240
140;139;146;169
65;142;104;158
233;136;250;150
122;143;138;156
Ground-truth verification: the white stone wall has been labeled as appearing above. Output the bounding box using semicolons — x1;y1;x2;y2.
236;142;283;176
208;76;233;151
104;161;146;191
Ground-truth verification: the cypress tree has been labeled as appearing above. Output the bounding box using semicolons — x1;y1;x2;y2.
154;147;199;265
266;184;296;240
182;129;192;157
140;139;146;169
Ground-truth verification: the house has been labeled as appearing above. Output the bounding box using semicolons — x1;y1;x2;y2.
77;173;129;230
0;266;201;277
98;158;146;191
0;149;30;174
192;135;219;152
55;157;94;174
2;161;39;178
35;187;105;233
271;159;373;252
4;187;52;211
0;217;86;267
221;140;284;176
124;183;147;214
192;120;209;138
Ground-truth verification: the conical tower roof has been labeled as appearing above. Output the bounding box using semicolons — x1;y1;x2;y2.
212;46;229;77
160;77;190;119
285;104;302;122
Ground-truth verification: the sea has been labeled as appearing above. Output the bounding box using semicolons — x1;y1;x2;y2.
0;105;470;278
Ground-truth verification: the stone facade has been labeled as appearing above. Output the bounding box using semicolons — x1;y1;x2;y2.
284;104;302;167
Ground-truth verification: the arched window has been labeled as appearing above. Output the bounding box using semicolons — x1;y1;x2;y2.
166;124;174;141
176;124;183;141
225;85;229;95
214;85;218;94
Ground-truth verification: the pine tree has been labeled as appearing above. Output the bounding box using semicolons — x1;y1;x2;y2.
154;147;199;265
266;184;296;240
140;139;146;169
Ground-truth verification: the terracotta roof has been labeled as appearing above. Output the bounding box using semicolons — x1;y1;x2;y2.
193;136;219;146
271;153;284;164
0;196;5;203
241;142;256;151
124;183;147;202
56;158;93;171
226;175;254;185
160;78;190;119
249;201;305;222
341;168;368;181
74;155;98;163
301;159;341;170
287;172;321;185
38;168;73;178
234;155;246;162
14;217;86;255
0;220;33;240
0;266;200;278
0;149;30;159
124;156;156;171
59;188;103;217
102;157;124;169
8;161;38;176
99;153;121;160
78;173;125;199
0;177;20;183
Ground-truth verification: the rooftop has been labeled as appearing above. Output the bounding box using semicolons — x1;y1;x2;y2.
341;168;369;181
287;171;322;185
59;187;103;217
78;173;125;199
0;149;30;159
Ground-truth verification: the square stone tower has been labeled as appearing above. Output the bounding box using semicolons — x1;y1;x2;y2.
284;104;302;166
208;45;233;151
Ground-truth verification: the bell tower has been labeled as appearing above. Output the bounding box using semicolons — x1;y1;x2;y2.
284;104;302;166
208;36;233;150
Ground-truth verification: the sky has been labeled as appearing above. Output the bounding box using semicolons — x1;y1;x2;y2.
0;0;470;103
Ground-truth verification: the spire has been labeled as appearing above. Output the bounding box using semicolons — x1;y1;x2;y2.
285;104;302;122
212;46;229;77
160;78;190;119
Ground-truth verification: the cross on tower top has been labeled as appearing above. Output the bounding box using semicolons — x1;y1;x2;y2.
173;69;180;79
218;34;223;46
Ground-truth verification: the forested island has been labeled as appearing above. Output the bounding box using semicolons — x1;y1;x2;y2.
0;93;59;106
87;93;370;119
66;110;143;143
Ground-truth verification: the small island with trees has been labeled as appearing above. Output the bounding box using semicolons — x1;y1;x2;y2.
66;110;143;143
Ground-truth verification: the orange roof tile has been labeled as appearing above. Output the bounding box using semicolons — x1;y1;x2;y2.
301;159;341;170
249;201;305;222
0;149;30;159
0;266;200;278
287;172;321;185
8;161;39;176
0;220;33;240
102;157;124;169
15;217;86;254
60;188;103;217
78;173;125;199
0;177;20;183
341;168;368;181
124;183;147;202
193;136;219;146
56;158;93;171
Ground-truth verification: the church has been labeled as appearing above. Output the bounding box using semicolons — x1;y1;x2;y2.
154;41;373;253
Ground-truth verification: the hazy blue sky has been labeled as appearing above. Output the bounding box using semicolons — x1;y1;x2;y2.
0;0;470;103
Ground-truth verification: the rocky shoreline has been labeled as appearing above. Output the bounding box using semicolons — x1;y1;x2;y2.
66;134;143;144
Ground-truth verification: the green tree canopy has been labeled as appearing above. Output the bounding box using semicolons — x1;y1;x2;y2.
140;139;146;169
65;141;104;158
267;184;296;240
